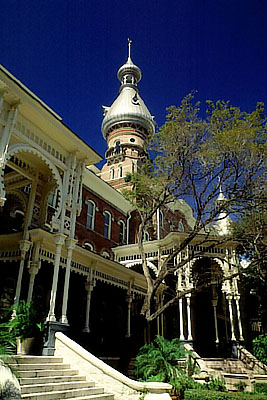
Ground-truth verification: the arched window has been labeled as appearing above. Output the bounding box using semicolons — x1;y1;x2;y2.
110;168;115;180
119;165;123;178
84;242;94;252
159;210;164;229
103;210;112;239
114;140;121;154
143;231;150;242
48;188;58;208
102;250;111;259
178;220;184;232
86;200;95;230
119;220;126;244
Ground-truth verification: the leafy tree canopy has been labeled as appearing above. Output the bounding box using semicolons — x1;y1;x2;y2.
123;94;267;321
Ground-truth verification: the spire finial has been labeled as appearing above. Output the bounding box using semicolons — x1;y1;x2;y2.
128;38;132;60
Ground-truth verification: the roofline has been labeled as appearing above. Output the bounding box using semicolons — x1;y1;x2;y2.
0;64;102;163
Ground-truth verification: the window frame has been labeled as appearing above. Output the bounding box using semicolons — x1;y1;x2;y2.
86;200;96;230
118;219;126;244
103;210;112;239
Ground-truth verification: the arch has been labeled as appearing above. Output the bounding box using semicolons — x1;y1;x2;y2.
83;242;94;252
191;257;224;287
5;189;27;213
101;250;111;259
159;210;164;229
110;168;115;180
5;143;63;220
125;259;158;276
142;230;150;242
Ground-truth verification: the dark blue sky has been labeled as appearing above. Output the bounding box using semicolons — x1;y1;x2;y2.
1;0;267;165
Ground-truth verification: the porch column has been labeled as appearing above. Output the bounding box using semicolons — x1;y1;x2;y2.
60;238;77;324
179;297;185;341
27;262;40;302
160;293;164;337
227;294;236;341
23;179;38;240
186;294;193;341
212;298;219;344
126;292;133;338
82;274;95;333
234;295;244;341
13;240;31;310
46;233;66;322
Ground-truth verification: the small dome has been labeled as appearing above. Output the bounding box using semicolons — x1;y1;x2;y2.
117;56;141;85
102;86;155;137
102;41;155;138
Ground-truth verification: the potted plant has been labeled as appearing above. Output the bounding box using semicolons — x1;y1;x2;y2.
7;300;43;355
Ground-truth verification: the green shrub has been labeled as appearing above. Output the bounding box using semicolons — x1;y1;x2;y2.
135;335;200;396
5;300;42;339
253;335;267;364
135;335;185;382
205;376;227;392
254;382;267;394
234;380;247;392
185;389;267;399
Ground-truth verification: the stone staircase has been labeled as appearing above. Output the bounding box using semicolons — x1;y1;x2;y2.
9;355;114;400
201;358;267;391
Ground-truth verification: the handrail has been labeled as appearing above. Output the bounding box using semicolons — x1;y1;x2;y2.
183;343;209;374
55;332;171;396
237;344;267;374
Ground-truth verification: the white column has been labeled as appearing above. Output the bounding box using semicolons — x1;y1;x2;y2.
82;275;95;333
179;298;185;340
0;102;20;163
235;295;244;341
212;299;219;344
156;298;160;335
60;238;77;324
186;294;193;341
0;88;7;115
126;293;133;338
46;233;66;322
160;293;164;337
156;208;160;240
27;262;40;302
13;240;31;310
23;179;38;240
227;295;236;341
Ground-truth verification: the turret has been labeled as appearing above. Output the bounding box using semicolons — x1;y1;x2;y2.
100;40;155;191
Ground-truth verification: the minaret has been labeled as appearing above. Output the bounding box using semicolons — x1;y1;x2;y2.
100;39;155;191
214;186;231;235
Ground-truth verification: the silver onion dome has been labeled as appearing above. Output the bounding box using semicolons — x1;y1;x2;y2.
102;40;155;138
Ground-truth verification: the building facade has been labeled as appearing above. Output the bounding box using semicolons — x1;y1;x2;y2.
0;47;251;361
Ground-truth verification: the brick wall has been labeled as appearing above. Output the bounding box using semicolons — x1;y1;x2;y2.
76;187;127;258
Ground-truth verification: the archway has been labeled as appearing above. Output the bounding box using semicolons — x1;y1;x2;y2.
1;144;63;231
191;257;230;357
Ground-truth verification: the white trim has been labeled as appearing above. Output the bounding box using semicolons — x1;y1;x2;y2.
103;210;112;239
86;200;96;230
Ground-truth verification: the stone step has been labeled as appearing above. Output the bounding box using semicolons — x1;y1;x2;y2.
20;375;87;385
17;368;79;378
10;362;71;370
57;395;114;400
21;387;106;400
21;381;95;394
14;355;114;400
15;356;63;364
